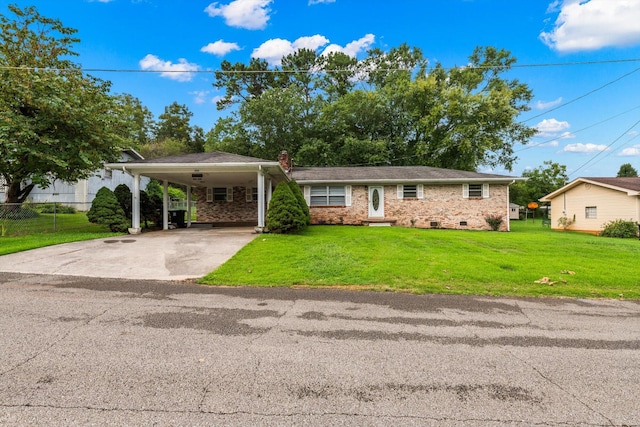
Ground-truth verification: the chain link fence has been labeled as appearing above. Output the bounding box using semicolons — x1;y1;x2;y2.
0;202;94;237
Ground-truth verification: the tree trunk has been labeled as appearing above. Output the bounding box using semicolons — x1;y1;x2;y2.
4;181;35;204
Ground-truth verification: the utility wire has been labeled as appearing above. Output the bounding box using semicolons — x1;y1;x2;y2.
1;57;640;74
568;118;640;178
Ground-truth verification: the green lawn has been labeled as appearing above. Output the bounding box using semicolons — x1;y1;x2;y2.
0;213;122;255
200;221;640;299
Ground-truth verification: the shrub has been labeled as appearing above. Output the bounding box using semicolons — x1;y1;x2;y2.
140;190;162;228
288;179;310;226
87;187;130;232
266;181;306;233
484;214;503;231
600;219;638;238
557;215;575;230
114;184;132;219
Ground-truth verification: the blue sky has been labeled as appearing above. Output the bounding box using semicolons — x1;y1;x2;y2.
3;0;640;178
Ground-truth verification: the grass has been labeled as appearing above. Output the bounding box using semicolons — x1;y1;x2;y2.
0;213;122;255
200;221;640;299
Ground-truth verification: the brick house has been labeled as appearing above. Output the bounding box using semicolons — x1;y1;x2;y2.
106;151;521;232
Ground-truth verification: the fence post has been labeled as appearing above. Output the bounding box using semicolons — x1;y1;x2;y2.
53;202;57;232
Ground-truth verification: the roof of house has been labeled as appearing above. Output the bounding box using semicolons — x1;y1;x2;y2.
541;177;640;201
122;151;271;164
292;166;519;184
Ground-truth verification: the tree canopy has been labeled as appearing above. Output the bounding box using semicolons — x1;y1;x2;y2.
207;45;536;171
0;5;128;203
509;160;568;207
617;163;638;177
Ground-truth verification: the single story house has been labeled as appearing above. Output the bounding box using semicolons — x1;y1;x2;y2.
106;151;522;233
540;177;640;233
0;149;149;210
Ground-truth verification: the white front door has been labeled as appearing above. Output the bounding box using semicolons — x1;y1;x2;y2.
368;186;384;218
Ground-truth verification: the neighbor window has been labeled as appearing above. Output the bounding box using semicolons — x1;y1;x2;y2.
585;206;597;219
310;186;345;206
213;187;227;201
103;168;112;179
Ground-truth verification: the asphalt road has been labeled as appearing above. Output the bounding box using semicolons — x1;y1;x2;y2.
0;273;638;426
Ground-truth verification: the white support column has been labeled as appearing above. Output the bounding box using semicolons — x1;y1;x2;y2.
130;173;141;234
257;169;265;228
163;180;169;230
266;178;273;207
186;185;192;228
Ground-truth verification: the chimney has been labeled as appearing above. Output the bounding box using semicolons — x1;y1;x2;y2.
278;150;292;177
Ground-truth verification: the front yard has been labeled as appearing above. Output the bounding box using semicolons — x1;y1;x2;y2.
200;221;640;299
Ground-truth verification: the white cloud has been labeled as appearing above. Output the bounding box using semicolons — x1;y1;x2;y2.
563;143;609;153
201;40;242;56
539;140;560;147
189;91;210;104
204;0;272;30
619;145;640;156
534;97;563;110
309;0;335;4
535;118;570;137
628;130;639;137
558;131;576;139
540;0;640;52
139;54;199;82
251;35;328;65
322;34;375;57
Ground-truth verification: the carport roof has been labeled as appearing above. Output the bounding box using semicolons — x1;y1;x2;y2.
105;151;288;188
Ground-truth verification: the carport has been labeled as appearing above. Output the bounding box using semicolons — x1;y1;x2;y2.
105;151;289;233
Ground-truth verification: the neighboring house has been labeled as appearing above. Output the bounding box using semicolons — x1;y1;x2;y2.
0;149;148;210
540;177;640;233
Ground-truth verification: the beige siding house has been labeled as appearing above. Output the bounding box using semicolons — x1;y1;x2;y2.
540;177;640;233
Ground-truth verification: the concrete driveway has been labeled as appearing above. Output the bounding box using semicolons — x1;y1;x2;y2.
0;227;257;281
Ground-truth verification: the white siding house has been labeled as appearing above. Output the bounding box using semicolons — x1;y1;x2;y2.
0;149;149;210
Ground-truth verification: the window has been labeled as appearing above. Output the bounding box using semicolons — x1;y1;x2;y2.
397;184;424;199
585;206;597;219
463;183;489;199
309;186;346;206
246;187;258;202
103;168;112;179
206;187;233;202
403;185;417;198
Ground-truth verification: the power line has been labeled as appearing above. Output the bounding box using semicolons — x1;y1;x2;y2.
2;57;640;75
568;118;640;178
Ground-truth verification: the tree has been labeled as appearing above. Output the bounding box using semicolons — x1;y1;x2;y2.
617;163;638;177
510;160;568;207
0;5;127;204
208;45;536;171
87;187;130;232
266;182;306;233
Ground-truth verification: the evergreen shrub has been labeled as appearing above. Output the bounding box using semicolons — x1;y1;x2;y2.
87;187;130;232
266;182;306;233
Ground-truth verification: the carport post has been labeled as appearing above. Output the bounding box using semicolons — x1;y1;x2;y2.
257;169;265;228
131;173;141;232
163;180;169;230
186;185;192;228
267;178;272;206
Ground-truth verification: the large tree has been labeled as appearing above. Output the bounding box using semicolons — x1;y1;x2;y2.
0;5;127;204
208;45;536;171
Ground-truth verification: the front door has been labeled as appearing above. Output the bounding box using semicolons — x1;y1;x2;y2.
368;186;384;218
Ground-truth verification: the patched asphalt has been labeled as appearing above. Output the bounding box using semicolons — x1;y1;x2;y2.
1;273;639;426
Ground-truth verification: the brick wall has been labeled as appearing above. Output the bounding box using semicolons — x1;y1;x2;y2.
195;187;258;225
306;184;509;231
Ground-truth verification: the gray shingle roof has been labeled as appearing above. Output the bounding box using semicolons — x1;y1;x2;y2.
584;177;640;192
126;151;273;164
292;166;516;183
